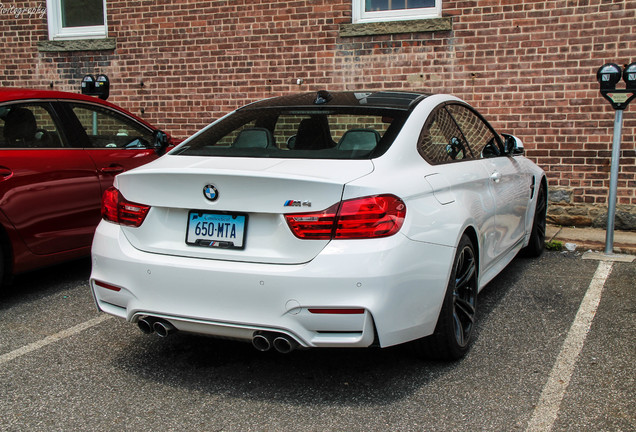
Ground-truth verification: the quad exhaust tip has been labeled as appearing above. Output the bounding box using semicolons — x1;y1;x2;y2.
137;317;155;334
139;319;297;352
153;320;176;337
252;333;273;352
137;317;176;337
252;332;298;353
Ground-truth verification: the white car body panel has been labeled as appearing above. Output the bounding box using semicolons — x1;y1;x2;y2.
90;92;546;353
116;158;374;264
91;220;454;348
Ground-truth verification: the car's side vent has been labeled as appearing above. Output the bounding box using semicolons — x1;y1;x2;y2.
529;176;536;200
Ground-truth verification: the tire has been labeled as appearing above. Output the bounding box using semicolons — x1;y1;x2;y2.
521;181;547;258
413;234;478;360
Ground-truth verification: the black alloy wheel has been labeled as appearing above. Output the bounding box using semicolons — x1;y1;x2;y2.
413;234;478;360
450;237;477;350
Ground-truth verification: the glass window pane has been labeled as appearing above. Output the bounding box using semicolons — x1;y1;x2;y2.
446;105;500;159
366;0;435;12
175;107;403;160
61;0;104;27
71;105;153;149
417;106;472;164
0;104;64;148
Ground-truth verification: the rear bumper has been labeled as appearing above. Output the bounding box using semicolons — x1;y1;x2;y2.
90;221;454;348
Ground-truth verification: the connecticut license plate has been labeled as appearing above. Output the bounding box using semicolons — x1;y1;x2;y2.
186;211;247;249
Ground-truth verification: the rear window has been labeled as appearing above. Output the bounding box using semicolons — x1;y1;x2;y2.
172;107;408;159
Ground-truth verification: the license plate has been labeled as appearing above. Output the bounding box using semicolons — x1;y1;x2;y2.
186;211;247;249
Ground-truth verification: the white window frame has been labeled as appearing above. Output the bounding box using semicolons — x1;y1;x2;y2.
46;0;107;40
353;0;441;24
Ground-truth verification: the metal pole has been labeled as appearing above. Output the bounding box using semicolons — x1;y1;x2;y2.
604;109;623;254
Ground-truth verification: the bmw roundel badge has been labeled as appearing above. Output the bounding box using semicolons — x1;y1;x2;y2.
203;184;219;201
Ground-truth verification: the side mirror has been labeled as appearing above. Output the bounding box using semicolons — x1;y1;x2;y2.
502;134;524;155
153;130;169;155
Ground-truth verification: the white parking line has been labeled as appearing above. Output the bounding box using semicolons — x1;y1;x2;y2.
0;314;113;365
525;260;614;432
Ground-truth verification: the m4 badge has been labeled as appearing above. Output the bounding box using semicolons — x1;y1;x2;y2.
284;200;312;207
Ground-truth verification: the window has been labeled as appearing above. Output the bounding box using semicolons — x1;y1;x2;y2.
71;104;154;149
173;107;405;160
0;104;65;148
417;105;472;164
47;0;107;40
446;105;501;158
417;104;504;164
353;0;441;23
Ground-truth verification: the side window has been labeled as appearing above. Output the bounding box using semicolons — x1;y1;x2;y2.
71;104;154;149
0;104;64;148
417;106;473;164
446;104;502;158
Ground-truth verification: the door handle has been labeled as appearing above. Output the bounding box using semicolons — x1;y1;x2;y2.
0;167;13;180
490;171;501;183
99;165;124;174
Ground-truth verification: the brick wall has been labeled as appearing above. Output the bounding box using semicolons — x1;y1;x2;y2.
1;0;635;227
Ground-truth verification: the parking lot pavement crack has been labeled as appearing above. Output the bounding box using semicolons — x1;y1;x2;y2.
0;314;113;365
524;260;613;432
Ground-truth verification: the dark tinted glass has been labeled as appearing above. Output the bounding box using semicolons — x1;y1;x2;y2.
174;107;407;160
0;103;65;148
417;105;474;164
446;104;501;158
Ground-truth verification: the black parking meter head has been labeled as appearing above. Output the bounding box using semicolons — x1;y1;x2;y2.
623;62;636;91
80;74;110;100
597;63;636;110
81;74;96;95
597;63;622;90
94;74;110;100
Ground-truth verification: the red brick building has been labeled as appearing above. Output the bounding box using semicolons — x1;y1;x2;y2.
1;0;635;227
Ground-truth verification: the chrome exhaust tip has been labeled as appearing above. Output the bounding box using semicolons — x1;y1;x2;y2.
273;336;297;354
153;320;176;337
137;317;155;334
252;332;273;352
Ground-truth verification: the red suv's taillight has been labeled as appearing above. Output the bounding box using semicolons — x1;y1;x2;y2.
285;194;406;240
101;186;150;227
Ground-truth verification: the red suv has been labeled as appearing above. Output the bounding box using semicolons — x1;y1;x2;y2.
0;88;175;287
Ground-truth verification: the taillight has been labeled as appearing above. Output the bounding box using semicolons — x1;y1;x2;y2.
285;194;406;240
101;186;150;227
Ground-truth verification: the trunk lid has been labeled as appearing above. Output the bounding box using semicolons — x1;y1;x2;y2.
115;155;375;264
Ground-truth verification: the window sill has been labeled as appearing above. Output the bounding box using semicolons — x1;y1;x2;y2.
340;17;452;37
37;38;116;52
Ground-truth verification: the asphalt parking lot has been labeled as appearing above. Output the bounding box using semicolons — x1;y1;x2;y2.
0;251;634;431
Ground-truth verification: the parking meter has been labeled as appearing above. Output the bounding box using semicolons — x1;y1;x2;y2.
94;74;110;100
596;62;635;254
597;63;636;110
623;62;636;91
597;63;622;89
81;75;95;95
80;74;110;100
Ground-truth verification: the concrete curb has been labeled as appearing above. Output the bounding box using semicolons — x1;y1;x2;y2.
546;224;636;256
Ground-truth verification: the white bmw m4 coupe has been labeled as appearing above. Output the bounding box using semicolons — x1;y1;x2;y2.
90;91;547;360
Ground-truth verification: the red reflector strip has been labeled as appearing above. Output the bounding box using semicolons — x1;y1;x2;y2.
94;280;122;292
308;308;365;314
